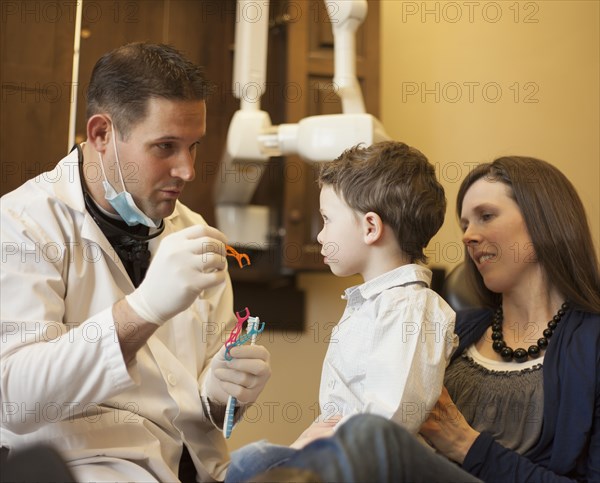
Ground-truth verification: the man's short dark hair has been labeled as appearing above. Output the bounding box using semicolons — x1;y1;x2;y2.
86;42;213;138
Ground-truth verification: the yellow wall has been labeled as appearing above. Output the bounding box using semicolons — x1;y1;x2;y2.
227;0;599;450
381;0;600;270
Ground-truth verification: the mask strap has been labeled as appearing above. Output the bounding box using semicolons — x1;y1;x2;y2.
98;151;111;185
110;123;128;192
98;123;127;193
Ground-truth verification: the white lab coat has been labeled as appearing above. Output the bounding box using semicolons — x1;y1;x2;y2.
0;149;236;482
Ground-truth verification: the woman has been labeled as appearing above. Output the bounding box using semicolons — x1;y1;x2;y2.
419;156;600;481
275;156;600;482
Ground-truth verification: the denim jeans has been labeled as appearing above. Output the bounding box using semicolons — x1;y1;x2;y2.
225;440;297;482
280;414;481;483
226;415;481;482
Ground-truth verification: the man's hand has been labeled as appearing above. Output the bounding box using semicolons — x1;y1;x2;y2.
205;344;271;405
126;225;227;325
419;386;480;464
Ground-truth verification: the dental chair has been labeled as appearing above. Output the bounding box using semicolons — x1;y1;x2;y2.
440;262;483;312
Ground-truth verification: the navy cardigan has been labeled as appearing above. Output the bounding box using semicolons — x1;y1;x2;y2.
452;309;600;482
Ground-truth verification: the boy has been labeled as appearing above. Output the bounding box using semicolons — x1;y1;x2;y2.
309;140;456;438
226;141;456;481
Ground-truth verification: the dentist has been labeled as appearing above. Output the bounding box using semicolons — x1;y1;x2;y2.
1;42;271;482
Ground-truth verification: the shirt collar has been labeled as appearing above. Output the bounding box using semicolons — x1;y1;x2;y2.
342;264;432;302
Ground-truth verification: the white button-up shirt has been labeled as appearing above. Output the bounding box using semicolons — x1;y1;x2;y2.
319;264;457;433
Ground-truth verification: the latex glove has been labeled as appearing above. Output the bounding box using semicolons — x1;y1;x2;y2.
205;344;271;405
419;386;480;464
126;225;227;325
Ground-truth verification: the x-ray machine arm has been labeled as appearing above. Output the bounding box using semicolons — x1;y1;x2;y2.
214;0;389;245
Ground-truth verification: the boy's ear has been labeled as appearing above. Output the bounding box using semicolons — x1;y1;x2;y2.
87;114;112;153
362;212;384;245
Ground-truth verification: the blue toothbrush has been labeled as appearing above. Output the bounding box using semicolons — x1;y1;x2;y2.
223;316;261;439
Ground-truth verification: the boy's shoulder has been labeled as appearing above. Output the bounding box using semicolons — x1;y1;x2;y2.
379;282;449;309
375;273;454;321
361;264;432;298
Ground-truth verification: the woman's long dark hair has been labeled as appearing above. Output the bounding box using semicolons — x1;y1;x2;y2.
456;156;600;313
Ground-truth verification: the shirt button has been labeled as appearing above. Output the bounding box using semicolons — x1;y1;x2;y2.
167;373;177;386
328;380;335;389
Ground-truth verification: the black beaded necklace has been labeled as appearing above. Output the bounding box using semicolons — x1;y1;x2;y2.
491;302;569;363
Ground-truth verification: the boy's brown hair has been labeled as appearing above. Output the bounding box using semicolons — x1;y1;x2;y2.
319;141;446;263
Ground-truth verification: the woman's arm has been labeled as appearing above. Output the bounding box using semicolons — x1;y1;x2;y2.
462;433;578;483
420;387;590;482
419;387;479;463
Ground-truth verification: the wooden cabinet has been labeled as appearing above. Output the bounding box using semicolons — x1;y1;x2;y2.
1;3;75;196
1;0;241;217
1;0;380;330
1;0;380;273
282;0;381;270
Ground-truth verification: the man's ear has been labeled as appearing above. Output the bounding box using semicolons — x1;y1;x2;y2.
362;212;384;245
87;114;112;153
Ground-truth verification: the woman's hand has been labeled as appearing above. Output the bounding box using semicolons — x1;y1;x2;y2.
419;387;480;464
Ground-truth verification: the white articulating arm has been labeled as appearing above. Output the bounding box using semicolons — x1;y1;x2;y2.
214;0;389;244
214;0;273;206
328;0;368;114
232;0;269;113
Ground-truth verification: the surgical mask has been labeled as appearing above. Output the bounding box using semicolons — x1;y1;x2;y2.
98;124;160;228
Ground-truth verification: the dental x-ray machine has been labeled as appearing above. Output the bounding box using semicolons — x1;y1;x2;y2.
214;0;389;247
